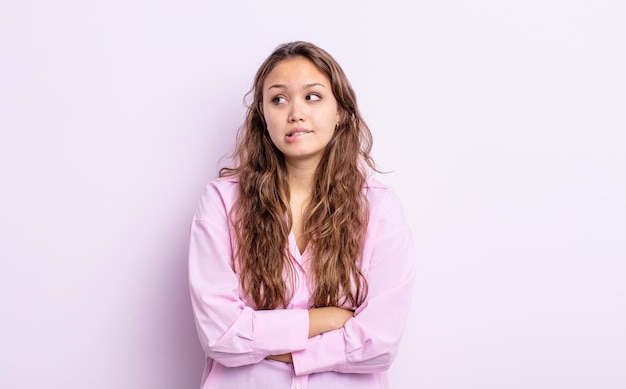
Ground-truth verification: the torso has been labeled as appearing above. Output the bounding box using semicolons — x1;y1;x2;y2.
289;193;310;255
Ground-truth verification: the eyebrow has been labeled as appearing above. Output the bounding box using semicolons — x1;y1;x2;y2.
266;82;327;91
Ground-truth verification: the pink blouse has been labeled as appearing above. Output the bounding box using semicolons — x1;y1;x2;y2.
188;176;416;389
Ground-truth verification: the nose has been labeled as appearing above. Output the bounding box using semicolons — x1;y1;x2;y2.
288;99;305;122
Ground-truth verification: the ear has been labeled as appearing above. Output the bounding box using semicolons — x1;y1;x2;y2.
336;106;344;127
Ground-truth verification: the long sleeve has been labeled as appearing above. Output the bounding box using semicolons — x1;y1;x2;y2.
188;179;310;367
291;186;417;375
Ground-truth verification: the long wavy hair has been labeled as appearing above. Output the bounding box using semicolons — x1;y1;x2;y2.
220;41;377;310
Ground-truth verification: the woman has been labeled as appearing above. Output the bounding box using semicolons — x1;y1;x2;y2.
188;41;416;388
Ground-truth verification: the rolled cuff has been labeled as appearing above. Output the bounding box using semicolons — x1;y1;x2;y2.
253;308;310;356
292;329;347;375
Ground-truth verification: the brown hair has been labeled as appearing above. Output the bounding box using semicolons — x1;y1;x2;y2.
220;41;377;309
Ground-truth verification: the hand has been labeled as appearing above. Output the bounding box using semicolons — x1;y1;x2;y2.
308;307;354;338
266;353;293;363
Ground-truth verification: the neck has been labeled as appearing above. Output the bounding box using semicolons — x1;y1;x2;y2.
287;167;315;196
286;160;317;196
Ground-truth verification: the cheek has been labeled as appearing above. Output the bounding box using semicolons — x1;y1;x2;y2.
263;108;282;127
325;109;340;128
266;127;283;145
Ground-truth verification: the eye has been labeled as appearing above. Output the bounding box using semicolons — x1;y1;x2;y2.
306;93;321;102
271;96;287;104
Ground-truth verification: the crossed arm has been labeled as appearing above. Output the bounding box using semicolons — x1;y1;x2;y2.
266;307;354;363
189;182;416;374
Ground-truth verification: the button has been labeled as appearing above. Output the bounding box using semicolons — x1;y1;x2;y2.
295;385;301;389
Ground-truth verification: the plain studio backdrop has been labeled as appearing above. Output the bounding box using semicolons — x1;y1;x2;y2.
1;1;624;388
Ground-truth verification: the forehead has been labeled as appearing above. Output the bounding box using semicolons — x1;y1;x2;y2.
263;56;330;90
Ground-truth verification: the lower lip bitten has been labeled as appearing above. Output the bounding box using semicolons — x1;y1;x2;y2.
285;131;309;142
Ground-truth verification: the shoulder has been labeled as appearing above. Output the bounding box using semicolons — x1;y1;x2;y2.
364;175;389;192
194;175;240;220
201;175;240;202
363;175;408;225
364;175;400;206
208;175;239;191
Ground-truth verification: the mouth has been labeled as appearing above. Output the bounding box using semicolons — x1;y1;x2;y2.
285;128;311;142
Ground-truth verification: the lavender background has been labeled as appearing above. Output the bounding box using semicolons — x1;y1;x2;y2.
1;1;624;388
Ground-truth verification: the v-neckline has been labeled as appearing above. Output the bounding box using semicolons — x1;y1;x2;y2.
288;230;308;259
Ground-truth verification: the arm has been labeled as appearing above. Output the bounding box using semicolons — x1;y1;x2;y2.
290;188;417;375
266;307;354;362
308;307;355;338
188;182;310;367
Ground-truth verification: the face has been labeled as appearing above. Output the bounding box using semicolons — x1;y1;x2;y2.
262;56;340;168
